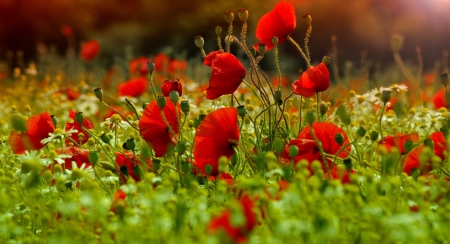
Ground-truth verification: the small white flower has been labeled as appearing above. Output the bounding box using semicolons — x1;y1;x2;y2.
41;154;72;167
40;127;78;145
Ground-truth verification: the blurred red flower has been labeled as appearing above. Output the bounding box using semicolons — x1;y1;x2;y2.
168;59;188;75
115;152;152;182
377;133;419;155
161;79;182;97
8;112;55;154
61;25;73;37
129;56;151;77
118;77;148;97
292;62;330;97
432;88;446;109
153;53;170;72
194;108;239;176
203;51;246;100
139;97;180;157
325;166;355;184
54;146;90;170
209;172;234;185
66;110;94;146
255;2;296;50
430;131;447;161
80;40;100;62
65;88;80;100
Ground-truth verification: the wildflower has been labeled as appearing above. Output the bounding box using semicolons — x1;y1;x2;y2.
255;2;296;50
65;161;95;183
194;108;239;176
129;56;151;77
430;131;447;161
8;112;55;154
101;114;131;130
161;79;182;97
80;40;100;62
65;110;94;145
203;51;246;100
75;94;100;117
377;133;419;155
118;77;148;97
153;53;170;72
139;97;180;157
432;88;446;109
168;59;188;75
292;62;330;97
61;25;73;37
115;152;152;182
325;166;355;184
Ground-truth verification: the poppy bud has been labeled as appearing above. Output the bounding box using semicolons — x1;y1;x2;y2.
238;8;248;22
132;165;143;179
319;101;328;116
193;118;201;129
381;90;391;104
215;26;222;36
272;36;278;47
50;115;57;127
94;88;103;101
224;11;234;24
125;138;136;151
88;151;99;165
369;131;379;141
169;91;179;104
335;133;344;146
157;96;166;109
181;101;190;114
142;102;149;110
248;45;256;56
289;145;299;158
424;138;434;149
390;33;404;52
273;91;282;104
205;164;213;176
322;56;331;65
440;126;448;138
11;114;27;132
305;111;315;124
153;159;161;172
120;166;129;176
75;112;84;125
440;72;449;87
194;36;204;48
199;114;206;122
303;14;312;25
410;168;420;180
343;158;352;172
237;105;246;118
404;140;414;154
147;62;155;74
176;142;186;154
224;35;234;45
273;138;285;155
356;127;367;138
258;43;267;56
100;133;111;144
181;161;191;174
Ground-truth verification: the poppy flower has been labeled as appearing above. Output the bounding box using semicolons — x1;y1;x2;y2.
54;146;90;170
65;88;80;100
255;2;296;50
61;25;73;37
194;108;239;176
8;112;55;154
161;79;182;97
285;122;350;173
129;56;151;77
139;97;180;157
433;88;446;109
66;110;94;146
80;40;100;62
292;62;330;97
153;53;170;72
118;77;148;97
377;133;419;155
209;172;234;185
208;195;256;243
430;131;447;161
168;59;188;75
115;152;152;182
204;51;246;100
325;166;355;184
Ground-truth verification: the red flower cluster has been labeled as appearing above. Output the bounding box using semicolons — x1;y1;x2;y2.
255;2;296;50
161;79;182;97
129;56;151;77
54;146;90;170
292;62;330;97
194;108;239;176
80;40;100;62
139;97;180;157
377;132;419;154
204;51;246;100
118;77;148;97
8;112;55;154
115;152;152;182
66;110;94;146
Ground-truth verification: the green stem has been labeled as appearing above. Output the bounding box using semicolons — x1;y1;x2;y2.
287;35;311;68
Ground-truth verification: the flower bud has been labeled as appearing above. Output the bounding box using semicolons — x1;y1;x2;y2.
411;168;420;180
157;96;166;109
205;164;213;176
147;62;155;74
94;88;103;101
356;127;367;138
181;101;190;114
289;145;299;158
303;14;312;25
75;112;84;125
238;8;248;22
258;43;266;56
305;111;315;124
194;118;201;129
215;26;222;36
125;138;136;151
132;165;143;179
343;158;352;172
273;91;282;104
11;114;27;132
404;140;414;154
176;142;186;154
169;91;179;104
390;33;404;52
50;115;57;127
335;133;344;146
319;101;328;116
381;90;391;104
322;56;331;65
153;159;161;172
142;102;149;110
199;114;206;122
370;131;379;141
272;36;278;47
100;133;111;144
224;11;234;24
194;36;204;48
424;138;434;149
440;72;449;87
181;161;191;174
88;151;99;165
237;105;246;118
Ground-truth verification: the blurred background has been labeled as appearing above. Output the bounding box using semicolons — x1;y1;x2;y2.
0;0;450;71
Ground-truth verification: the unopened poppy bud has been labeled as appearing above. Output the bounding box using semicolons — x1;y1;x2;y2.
381;90;391;104
248;45;256;56
319;101;328;116
335;133;344;146
125;138;136;151
356;127;367;138
303;14;312;25
194;36;204;48
132;165;143;179
142;102;149;110
88;151;99;165
410;168;420;180
176;142;186;154
100;133;111;144
272;36;278;46
258;43;266;56
273;91;282;104
94;88;103;101
404;140;414;154
50;115;57;127
181;161;191;174
157;96;166;109
237;105;246;118
215;26;222;36
440;72;449;87
75;112;84;125
424;138;434;149
181;101;190;113
224;11;234;24
370;131;379;141
225;35;234;45
199;114;206;121
390;33;404;52
273;138;285;155
169;91;179;104
205;164;213;176
238;8;248;22
120;166;129;176
24;105;31;114
54;164;63;175
194;118;201;129
147;62;155;74
322;56;331;65
343;158;352;172
11;114;27;132
289;145;299;158
305;111;315;124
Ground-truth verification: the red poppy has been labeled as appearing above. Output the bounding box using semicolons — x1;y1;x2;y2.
292;62;330;97
168;59;188;75
54;146;90;170
255;2;296;50
129;56;151;77
194;108;239;176
80;40;100;62
377;133;419;155
433;88;446;109
161;79;182;97
115;152;152;182
325;166;355;184
153;53;170;72
208;195;256;243
8;112;55;154
61;25;73;37
285;122;350;173
204;51;246;100
430;131;447;161
139;97;180;157
403;146;431;176
66;88;80;100
209;172;234;185
66;110;94;146
118;77;148;97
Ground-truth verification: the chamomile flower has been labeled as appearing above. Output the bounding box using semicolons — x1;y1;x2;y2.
100;114;131;130
65;161;95;183
75;93;99;117
41;127;78;145
41;152;72;167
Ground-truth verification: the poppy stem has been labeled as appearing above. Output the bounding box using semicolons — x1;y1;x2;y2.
316;92;321;122
240;22;247;47
125;98;141;120
147;71;158;100
304;24;312;63
100;101;140;131
273;44;282;92
298;97;303;135
287;35;311;68
160;110;178;142
226;23;233;53
332;139;358;166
